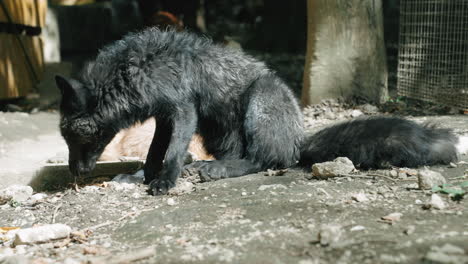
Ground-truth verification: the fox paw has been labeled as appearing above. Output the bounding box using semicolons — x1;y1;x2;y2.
184;161;228;182
149;178;175;195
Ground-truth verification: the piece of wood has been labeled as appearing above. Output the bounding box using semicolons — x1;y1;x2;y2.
302;0;388;106
0;0;47;99
30;161;145;191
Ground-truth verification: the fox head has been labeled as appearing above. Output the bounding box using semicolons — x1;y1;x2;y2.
55;75;115;177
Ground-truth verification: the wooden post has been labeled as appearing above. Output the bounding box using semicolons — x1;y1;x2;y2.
0;0;47;99
302;0;388;106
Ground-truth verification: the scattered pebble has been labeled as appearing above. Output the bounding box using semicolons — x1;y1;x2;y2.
351;193;369;202
310;157;355;180
318;224;343;247
14;224;72;245
428;194;446;210
29;193;48;202
166;198;177;206
350;109;363;117
418;169;446;190
381;212;403;222
350;225;365;232
0;185;33;204
404;225;416;235
106;182;137;191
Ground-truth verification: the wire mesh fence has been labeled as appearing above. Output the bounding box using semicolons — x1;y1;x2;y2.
397;0;468;109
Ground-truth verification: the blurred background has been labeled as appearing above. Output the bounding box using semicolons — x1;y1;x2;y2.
0;0;466;113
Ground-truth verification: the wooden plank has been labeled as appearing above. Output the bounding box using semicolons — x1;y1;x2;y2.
30;161;145;191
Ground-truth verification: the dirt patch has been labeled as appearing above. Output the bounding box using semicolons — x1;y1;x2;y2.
0;108;467;263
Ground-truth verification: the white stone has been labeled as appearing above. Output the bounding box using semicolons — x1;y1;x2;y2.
351;193;369;202
429;194;446;210
311;157;355;179
418;169;446;190
166;198;177;206
14;224;71;245
0;185;33;204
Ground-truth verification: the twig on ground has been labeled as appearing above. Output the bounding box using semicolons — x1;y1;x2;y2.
51;203;62;224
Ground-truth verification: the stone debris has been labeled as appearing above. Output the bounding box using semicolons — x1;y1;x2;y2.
105;181;137;191
404;225;416;235
13;224;72;245
318;224;343;247
351;192;369;202
350;225;365;232
166;198;177;206
0;185;33;205
428;194;446;210
29;193;48;202
310;157;355;180
350;109;363;117
418;169;446;190
381;212;403;222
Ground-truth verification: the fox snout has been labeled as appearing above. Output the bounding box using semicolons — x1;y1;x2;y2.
68;159;96;177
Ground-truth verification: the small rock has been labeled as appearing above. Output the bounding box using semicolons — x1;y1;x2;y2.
318;224;343;246
350;109;363;117
310;157;355;180
29;193;48;202
351;193;369;202
350;225;365;231
381;212;403;222
81;186;100;193
0;185;33;205
241;192;247;196
258;184;287;191
418;169;446;190
449;162;457;168
429;194;446;210
106;181;137;191
166;198;177;206
404;225;416;235
14;224;71;245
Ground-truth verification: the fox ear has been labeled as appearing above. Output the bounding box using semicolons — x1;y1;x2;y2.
55;75;88;113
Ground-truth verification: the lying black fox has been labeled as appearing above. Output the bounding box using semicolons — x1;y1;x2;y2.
55;28;462;195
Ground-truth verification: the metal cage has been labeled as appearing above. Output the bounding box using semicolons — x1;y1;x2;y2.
397;0;468;109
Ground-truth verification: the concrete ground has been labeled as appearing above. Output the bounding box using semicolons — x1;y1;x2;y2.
0;111;467;263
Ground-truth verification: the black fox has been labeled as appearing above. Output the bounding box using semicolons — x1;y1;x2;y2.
55;28;460;195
